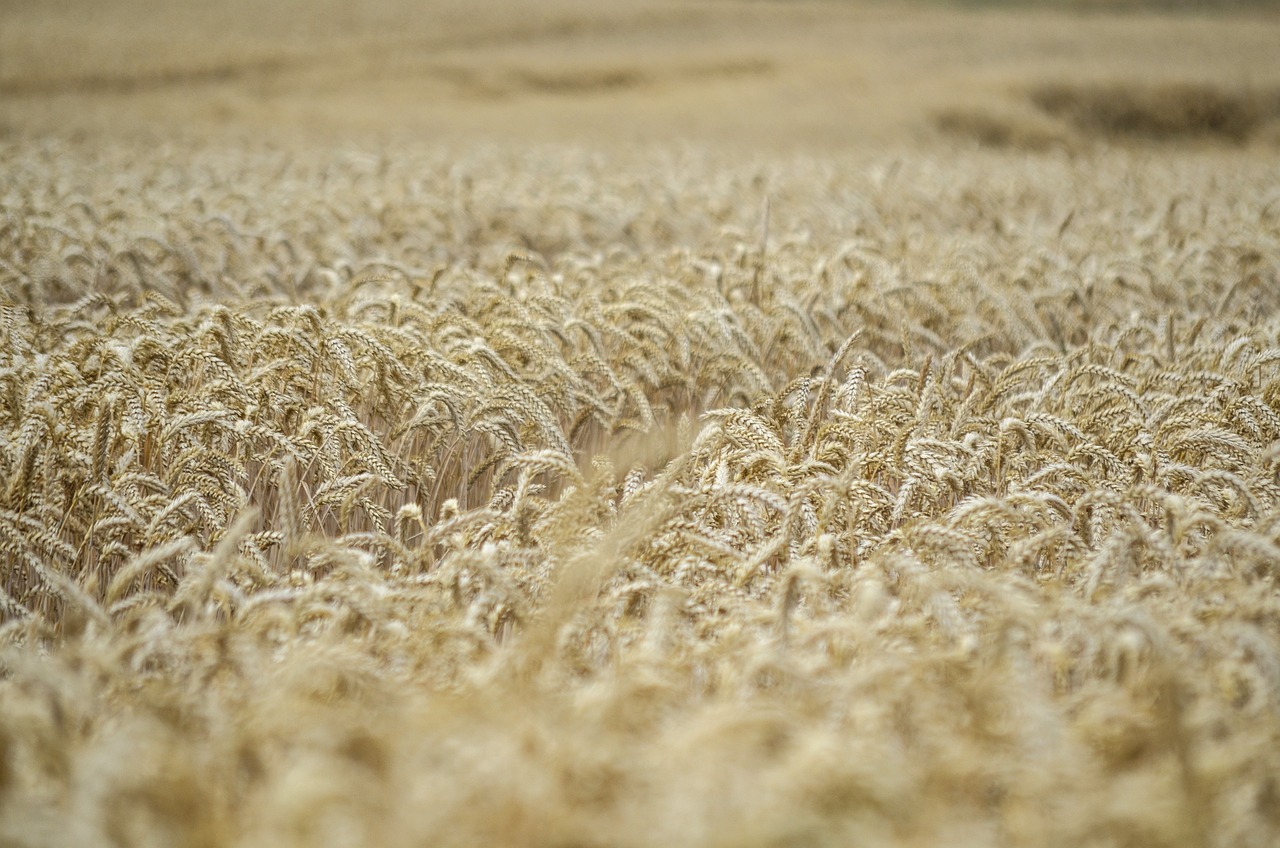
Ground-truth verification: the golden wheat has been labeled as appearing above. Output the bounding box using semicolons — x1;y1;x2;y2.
0;135;1278;847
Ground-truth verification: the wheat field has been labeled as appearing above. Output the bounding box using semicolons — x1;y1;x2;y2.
4;2;1280;847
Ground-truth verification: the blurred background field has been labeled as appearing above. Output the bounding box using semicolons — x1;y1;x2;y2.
3;0;1280;149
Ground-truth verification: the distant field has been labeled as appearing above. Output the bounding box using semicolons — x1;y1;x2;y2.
3;0;1280;147
3;2;1280;847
